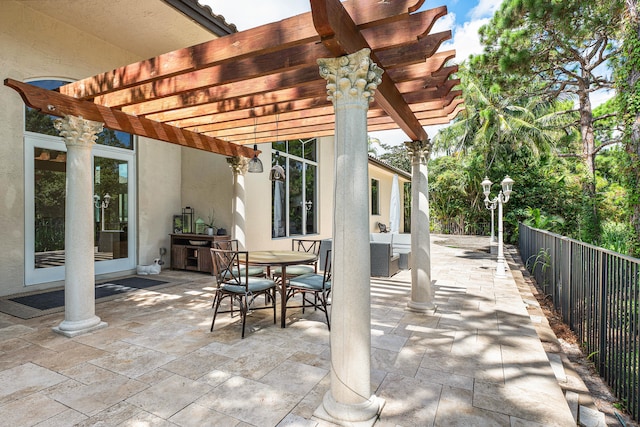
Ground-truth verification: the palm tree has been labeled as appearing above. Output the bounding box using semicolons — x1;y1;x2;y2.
433;63;568;170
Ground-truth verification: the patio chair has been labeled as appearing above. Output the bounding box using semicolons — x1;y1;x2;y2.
286;249;332;330
272;238;321;280
209;247;277;338
211;240;266;277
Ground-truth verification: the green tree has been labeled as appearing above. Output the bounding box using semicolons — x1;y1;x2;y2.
476;0;625;242
613;0;640;255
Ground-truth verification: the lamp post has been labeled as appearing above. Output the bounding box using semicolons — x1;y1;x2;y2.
486;198;497;243
481;176;514;278
93;193;111;231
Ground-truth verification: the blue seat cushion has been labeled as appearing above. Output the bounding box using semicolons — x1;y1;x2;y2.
273;265;315;276
289;273;331;291
221;266;265;280
221;277;275;294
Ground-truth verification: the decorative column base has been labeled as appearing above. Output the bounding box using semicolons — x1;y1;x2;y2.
407;300;437;314
314;391;385;427
53;317;107;338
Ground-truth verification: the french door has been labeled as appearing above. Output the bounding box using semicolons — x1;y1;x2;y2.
25;133;136;285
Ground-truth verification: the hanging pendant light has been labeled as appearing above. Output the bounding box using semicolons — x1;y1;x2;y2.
247;115;263;173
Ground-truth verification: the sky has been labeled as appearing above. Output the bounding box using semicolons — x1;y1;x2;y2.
199;0;611;147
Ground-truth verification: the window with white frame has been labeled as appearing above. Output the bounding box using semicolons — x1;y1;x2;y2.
271;139;317;238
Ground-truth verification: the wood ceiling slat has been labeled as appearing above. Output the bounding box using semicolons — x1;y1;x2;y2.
164;69;455;130
59;0;428;100
8;1;463;152
94;7;447;109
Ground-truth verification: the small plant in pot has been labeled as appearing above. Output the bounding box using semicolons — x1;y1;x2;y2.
205;210;216;236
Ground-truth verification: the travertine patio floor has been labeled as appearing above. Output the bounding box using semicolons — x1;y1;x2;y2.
0;235;583;426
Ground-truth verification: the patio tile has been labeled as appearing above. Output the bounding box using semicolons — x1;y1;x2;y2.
0;362;67;404
89;342;176;378
126;374;212;419
261;360;328;395
0;236;584;426
46;371;147;416
376;372;442;426
162;348;232;380
434;385;509;427
0;393;71;427
195;375;299;426
169;402;243;426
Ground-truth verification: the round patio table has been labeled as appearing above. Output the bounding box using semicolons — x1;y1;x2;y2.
246;250;318;328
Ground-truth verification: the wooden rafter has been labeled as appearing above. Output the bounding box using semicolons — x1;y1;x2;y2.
5;0;463;153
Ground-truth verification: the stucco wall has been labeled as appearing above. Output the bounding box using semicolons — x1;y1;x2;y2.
137;137;182;266
0;1;217;294
369;164;410;234
180;148;234;237
0;2;143;295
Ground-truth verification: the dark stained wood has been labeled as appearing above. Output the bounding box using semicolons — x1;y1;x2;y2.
7;0;462;149
311;0;429;141
5;79;256;158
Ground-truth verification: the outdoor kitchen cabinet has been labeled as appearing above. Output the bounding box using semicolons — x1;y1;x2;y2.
170;234;230;273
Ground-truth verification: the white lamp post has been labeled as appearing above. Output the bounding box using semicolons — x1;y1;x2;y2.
481;176;514;278
93;193;111;231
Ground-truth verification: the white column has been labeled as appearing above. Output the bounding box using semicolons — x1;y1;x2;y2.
405;140;436;312
496;196;507;277
227;156;248;250
314;48;384;426
52;115;108;337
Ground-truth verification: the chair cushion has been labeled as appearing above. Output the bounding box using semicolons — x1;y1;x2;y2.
221;266;265;280
273;265;315;276
221;277;275;293
289;273;331;291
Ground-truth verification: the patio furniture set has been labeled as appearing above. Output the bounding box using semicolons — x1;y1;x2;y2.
208;239;332;338
318;232;412;278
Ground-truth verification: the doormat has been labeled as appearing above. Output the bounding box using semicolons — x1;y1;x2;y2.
0;276;171;319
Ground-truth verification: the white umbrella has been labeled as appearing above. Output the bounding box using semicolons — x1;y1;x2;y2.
390;173;400;234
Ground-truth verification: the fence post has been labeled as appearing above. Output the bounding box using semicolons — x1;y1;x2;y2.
598;250;607;374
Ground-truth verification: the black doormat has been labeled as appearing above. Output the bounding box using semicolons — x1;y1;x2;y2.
0;276;170;319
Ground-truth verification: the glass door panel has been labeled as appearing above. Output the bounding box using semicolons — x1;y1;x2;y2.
34;147;66;269
304;164;317;234
288;159;303;235
94;157;129;261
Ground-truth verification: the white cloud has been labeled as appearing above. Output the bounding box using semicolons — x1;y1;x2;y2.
469;0;503;20
449;17;491;63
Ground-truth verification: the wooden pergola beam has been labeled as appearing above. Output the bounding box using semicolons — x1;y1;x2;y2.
4;79;256;158
311;0;430;141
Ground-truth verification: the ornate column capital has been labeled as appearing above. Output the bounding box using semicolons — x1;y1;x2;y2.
54;115;103;147
404;140;431;163
318;48;383;106
227;156;249;175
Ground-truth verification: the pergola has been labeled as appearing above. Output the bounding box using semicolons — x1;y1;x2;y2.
5;0;461;425
6;0;461;156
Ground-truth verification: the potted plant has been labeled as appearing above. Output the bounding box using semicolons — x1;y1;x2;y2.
205;210;216;236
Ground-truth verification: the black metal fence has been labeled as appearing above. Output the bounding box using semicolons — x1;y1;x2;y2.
519;223;640;421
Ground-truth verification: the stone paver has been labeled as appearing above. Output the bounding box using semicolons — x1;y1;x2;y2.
0;235;584;426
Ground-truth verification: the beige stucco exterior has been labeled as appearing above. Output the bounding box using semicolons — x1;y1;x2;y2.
368;162;411;234
0;0;408;297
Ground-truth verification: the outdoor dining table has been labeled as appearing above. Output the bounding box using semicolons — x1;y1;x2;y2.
245;250;318;328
